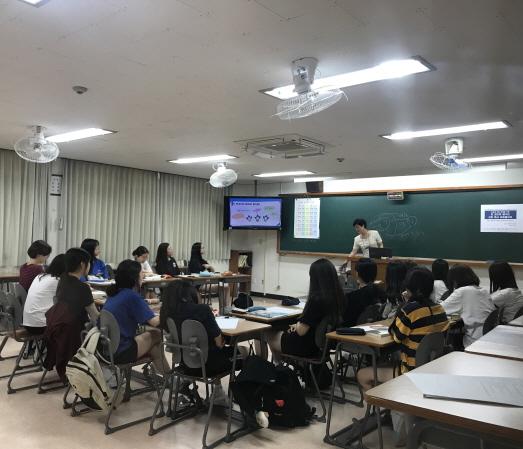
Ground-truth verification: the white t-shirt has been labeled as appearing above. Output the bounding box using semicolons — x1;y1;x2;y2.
23;274;60;328
491;288;523;323
431;280;448;303
352;230;383;257
141;260;153;273
442;285;495;347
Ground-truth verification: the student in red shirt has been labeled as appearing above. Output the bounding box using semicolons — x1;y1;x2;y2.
19;240;52;292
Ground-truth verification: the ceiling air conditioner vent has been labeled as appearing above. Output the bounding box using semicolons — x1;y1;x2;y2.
235;134;328;159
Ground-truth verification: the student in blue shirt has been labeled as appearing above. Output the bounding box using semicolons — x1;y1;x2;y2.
102;260;168;374
81;238;110;279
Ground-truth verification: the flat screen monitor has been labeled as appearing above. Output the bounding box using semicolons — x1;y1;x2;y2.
369;247;393;259
224;196;282;230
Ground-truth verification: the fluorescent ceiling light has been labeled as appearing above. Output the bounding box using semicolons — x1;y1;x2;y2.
48;128;115;143
382;121;509;140
19;0;48;6
262;57;433;100
254;171;314;178
461;153;523;163
294;176;333;183
169;154;237;164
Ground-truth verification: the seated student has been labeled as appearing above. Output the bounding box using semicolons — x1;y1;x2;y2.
268;258;345;360
102;260;167;374
189;242;214;273
489;261;523;323
160;280;233;401
155;242;181;276
357;268;450;391
431;258;449;302
19;240;52;292
343;258;386;327
44;248;99;381
381;261;407;319
81;238;109;279
23;254;65;335
132;246;154;275
442;264;495;347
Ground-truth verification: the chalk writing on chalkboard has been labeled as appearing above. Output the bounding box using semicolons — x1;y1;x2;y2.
370;212;424;241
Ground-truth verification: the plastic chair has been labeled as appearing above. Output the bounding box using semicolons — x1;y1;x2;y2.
415;332;446;367
280;317;345;422
14;283;28;307
0;292;48;393
356;303;383;325
149;318;233;449
483;308;501;335
70;310;162;434
513;305;523;320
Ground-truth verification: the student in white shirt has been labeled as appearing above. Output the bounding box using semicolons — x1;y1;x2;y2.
23;254;65;335
132;246;153;275
348;218;383;258
489;261;523;323
442;264;495;347
431;258;449;302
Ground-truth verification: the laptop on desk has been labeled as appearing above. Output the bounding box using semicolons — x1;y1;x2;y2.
369;247;392;259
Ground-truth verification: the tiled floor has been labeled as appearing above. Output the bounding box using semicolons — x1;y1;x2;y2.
0;297;399;449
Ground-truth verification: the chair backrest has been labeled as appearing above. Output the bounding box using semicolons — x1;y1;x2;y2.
166;317;182;365
14;283;27;307
314;316;334;351
181;319;209;369
415;332;446;367
6;292;23;329
514;305;523;320
0;290;11;333
98;310;120;356
483;308;501;335
356;303;382;325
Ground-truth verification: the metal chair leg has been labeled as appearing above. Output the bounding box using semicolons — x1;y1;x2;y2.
308;363;326;422
149;374;171;435
202;383;217;449
6;340;45;393
105;369;126;434
0;335;16;360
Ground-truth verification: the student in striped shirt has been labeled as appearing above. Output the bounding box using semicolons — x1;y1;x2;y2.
357;267;450;390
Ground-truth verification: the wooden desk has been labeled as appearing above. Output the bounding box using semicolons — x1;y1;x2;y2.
177;274;251;315
465;325;523;361
230;306;303;324
365;352;523;444
508;315;523;327
219;318;271;338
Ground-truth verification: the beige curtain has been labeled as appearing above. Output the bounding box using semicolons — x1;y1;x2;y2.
63;159;230;266
63;159;158;265
0;149;50;267
157;173;231;261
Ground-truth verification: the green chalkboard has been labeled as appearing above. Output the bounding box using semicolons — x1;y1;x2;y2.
279;188;523;263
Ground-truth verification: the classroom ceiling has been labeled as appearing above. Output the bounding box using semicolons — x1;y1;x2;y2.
0;0;522;183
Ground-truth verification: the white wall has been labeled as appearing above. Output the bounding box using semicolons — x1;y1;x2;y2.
231;168;523;297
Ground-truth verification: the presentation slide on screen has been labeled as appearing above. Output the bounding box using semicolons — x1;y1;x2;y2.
229;198;281;227
481;204;523;233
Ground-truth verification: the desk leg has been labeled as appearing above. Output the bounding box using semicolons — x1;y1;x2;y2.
325;343;340;443
324;345;384;449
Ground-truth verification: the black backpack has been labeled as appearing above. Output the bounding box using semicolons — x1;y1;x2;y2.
264;365;314;428
230;356;314;429
233;292;254;309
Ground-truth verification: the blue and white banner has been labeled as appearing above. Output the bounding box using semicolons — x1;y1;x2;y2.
480;204;523;233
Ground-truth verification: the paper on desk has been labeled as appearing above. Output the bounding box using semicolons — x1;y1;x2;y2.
216;317;239;330
91;290;106;299
266;307;299;315
406;372;523;407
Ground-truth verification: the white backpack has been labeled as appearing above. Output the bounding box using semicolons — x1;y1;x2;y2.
66;327;116;411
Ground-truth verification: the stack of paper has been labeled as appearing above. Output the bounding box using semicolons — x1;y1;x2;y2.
406;372;523;407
